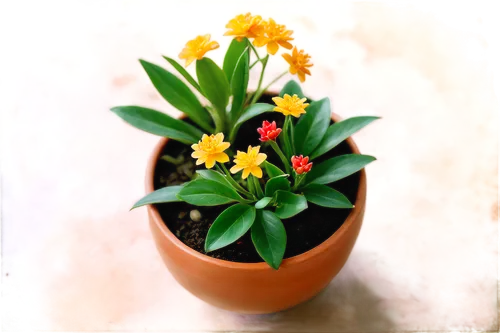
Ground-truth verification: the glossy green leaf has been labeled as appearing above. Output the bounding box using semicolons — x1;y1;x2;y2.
139;59;212;132
229;48;250;122
131;185;183;209
110;106;202;144
196;170;232;188
274;190;308;219
255;197;273;209
294;98;331;156
196;58;230;115
306;154;376;185
311;116;380;159
223;38;248;82
251;210;287;269
163;56;202;93
301;184;353;208
263;161;285;178
265;175;290;197
229;103;274;141
205;204;256;252
280;80;304;98
177;179;243;206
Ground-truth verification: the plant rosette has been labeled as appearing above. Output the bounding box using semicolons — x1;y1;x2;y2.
112;13;379;313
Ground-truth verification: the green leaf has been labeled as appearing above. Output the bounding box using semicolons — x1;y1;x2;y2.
229;48;250;122
196;58;230;115
223;38;248;83
263;161;285;178
110;106;202;144
205;204;256;252
163;56;202;94
196;170;232;188
280;80;304;98
255;197;273;209
177;179;243;206
306;154;376;185
301;184;353;208
131;185;183;209
311;116;380;159
139;59;212;132
274;190;308;219
229;103;275;141
265;175;290;197
294;98;331;156
251;210;287;269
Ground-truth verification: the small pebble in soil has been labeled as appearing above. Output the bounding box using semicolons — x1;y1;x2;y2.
190;209;202;222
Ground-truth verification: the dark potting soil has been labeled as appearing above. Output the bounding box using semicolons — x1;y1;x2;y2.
153;94;360;263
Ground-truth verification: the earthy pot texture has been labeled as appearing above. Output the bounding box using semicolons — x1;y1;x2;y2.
146;113;367;314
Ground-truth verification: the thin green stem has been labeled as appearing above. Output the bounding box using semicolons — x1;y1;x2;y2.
207;106;224;133
252;70;288;104
249;43;261;61
251;175;264;199
250;55;269;105
282;116;293;159
289;117;296;155
292;173;305;191
269;140;292;175
249;59;260;69
219;164;256;200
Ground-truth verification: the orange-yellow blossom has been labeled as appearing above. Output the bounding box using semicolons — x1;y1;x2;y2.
179;34;219;67
230;146;267;179
283;47;313;82
272;94;309;118
252;18;293;55
191;133;230;169
224;13;265;41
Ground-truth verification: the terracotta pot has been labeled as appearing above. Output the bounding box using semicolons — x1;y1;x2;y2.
146;113;367;314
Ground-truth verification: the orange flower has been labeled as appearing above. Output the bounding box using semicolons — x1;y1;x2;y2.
252;18;293;55
178;34;219;67
283;47;313;82
224;13;265;41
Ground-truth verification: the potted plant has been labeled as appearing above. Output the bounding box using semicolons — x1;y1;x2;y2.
111;13;378;314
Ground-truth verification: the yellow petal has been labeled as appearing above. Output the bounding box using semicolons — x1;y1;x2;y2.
205;156;216;169
191;150;205;158
215;141;230;153
215;132;224;143
279;41;293;50
230;165;243;174
267;41;279;55
250;166;263;178
213;152;229;163
298;71;306;82
242;168;251;179
272;96;284;105
256;153;267;165
191;143;199;150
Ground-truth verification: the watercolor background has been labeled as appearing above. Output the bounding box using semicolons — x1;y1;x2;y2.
1;0;498;331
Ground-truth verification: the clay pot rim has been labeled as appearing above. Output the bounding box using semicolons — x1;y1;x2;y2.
146;112;366;271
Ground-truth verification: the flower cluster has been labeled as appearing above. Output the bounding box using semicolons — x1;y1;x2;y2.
118;12;378;269
179;13;313;82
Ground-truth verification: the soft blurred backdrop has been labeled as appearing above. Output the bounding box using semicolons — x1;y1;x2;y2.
1;0;498;331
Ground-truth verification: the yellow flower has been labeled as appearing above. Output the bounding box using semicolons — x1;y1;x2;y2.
252;18;294;55
179;34;219;67
230;146;267;179
283;47;313;82
191;133;230;169
272;94;309;118
224;13;265;41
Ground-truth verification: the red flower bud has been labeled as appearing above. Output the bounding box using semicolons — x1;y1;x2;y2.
257;120;282;142
291;155;313;174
